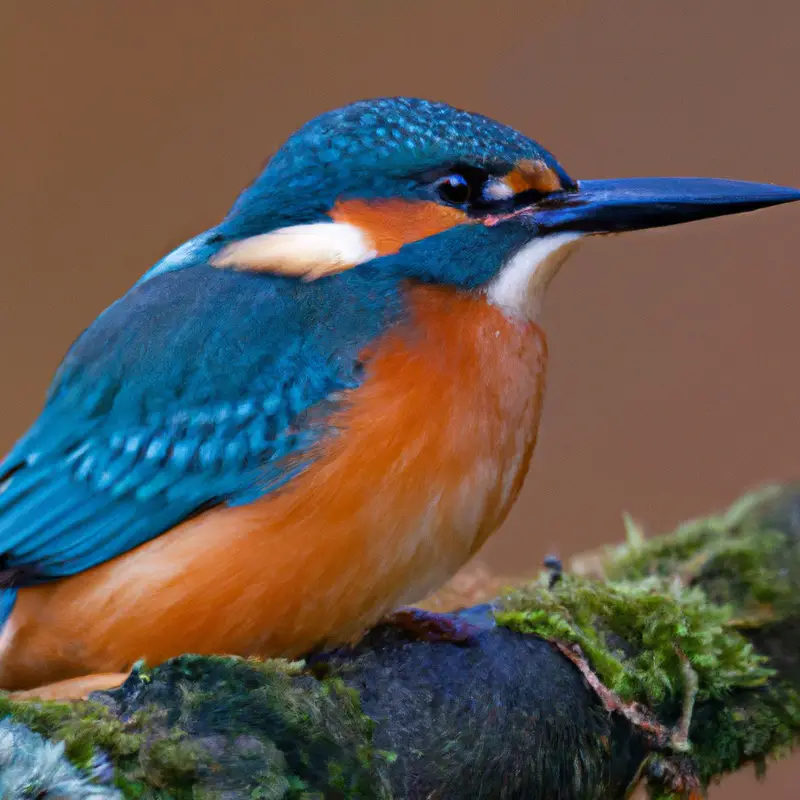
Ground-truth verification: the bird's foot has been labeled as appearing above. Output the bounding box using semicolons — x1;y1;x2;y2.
8;672;130;702
380;607;479;645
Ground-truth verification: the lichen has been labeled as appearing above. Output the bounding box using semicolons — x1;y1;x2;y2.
1;655;393;798
0;717;120;798
0;694;145;773
0;692;203;798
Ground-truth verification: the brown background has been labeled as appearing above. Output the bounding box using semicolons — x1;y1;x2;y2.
2;2;799;795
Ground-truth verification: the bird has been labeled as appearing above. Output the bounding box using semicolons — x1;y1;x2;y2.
1;97;798;700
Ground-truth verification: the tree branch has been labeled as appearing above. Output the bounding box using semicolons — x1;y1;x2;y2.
3;485;800;799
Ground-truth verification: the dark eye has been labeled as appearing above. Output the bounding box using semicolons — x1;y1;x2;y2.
435;174;471;205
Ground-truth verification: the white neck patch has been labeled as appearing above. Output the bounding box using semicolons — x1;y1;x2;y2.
486;233;583;320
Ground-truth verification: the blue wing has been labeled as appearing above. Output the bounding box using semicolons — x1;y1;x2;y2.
0;263;402;585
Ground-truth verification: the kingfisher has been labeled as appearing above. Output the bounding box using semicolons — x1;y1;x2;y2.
1;97;798;699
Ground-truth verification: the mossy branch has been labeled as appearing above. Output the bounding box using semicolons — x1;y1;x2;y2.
3;485;800;799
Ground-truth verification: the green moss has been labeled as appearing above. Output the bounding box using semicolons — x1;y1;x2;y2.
0;692;209;798
690;684;800;784
494;567;799;798
0;694;143;771
608;487;782;573
497;487;800;797
603;485;800;622
0;655;392;798
496;574;772;708
5;487;800;799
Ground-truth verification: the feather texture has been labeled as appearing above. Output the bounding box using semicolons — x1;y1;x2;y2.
0;263;403;586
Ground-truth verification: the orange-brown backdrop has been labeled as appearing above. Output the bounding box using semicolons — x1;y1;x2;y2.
2;2;798;796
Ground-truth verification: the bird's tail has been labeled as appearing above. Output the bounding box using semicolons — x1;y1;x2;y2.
0;589;17;629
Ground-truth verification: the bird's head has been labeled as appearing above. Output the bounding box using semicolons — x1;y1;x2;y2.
146;97;800;319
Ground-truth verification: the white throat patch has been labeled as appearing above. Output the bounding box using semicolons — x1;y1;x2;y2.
486;233;583;320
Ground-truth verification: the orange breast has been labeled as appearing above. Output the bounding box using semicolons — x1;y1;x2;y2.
0;284;548;690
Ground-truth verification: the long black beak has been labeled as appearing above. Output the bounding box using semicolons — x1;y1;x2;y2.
529;177;800;234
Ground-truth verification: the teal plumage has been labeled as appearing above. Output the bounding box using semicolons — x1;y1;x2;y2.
0;266;403;590
0;96;797;687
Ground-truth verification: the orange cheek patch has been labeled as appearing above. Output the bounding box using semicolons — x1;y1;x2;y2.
504;159;563;195
330;199;469;257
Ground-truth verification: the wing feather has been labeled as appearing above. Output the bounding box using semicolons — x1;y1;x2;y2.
0;263;401;586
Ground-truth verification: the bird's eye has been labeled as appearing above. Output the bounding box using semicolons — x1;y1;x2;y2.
435;174;471;205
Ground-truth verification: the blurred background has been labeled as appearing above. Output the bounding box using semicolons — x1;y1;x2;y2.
2;2;799;795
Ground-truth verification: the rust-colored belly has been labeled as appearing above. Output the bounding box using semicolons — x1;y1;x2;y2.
0;285;548;690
